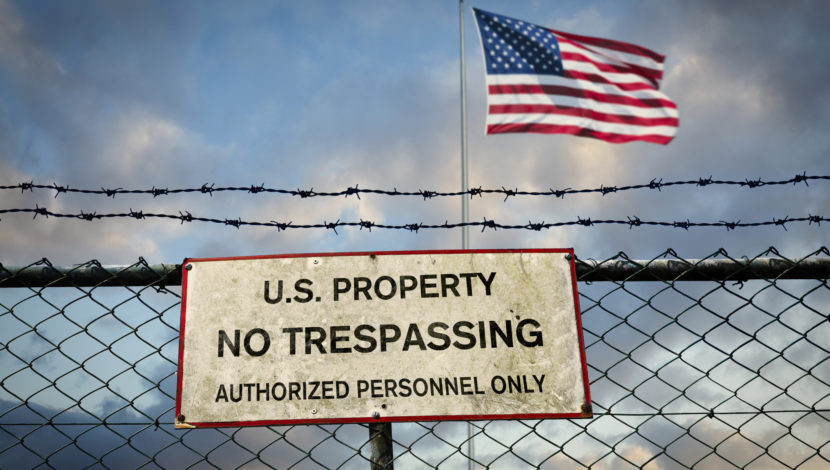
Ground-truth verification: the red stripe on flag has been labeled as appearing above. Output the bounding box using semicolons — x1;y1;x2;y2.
488;104;679;127
563;70;657;92
561;51;662;85
548;29;665;63
489;84;677;109
487;122;674;145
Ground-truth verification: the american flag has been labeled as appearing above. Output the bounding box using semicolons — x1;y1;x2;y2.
473;8;678;145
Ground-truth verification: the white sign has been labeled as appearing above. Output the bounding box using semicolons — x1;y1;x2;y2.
175;249;590;428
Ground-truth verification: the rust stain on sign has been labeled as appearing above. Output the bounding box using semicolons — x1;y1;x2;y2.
176;249;590;427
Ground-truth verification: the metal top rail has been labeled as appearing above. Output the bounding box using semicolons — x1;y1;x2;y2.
2;255;828;288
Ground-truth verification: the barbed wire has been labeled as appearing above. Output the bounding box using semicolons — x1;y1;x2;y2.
0;207;825;232
2;173;827;200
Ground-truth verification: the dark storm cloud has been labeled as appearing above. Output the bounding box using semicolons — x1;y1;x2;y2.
0;0;217;185
7;0;201;118
630;0;830;126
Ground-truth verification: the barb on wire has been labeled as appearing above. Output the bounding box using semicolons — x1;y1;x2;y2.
1;207;826;233
324;219;340;234
345;185;360;199
51;182;68;198
2;173;827;200
420;190;437;200
775;216;791;231
744;178;763;188
481;217;498;232
223;218;242;228
32;204;48;219
102;187;121;198
649;178;663;190
673;219;691;230
271;220;292;231
151;187;168;197
720;220;740;231
697;176;713;186
78;211;97;221
528;220;545;231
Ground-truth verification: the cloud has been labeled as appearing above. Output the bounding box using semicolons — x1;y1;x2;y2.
2;0;826;262
0;2;828;468
96;109;232;184
0;0;63;80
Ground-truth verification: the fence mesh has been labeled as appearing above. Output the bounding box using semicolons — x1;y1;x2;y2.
1;248;828;469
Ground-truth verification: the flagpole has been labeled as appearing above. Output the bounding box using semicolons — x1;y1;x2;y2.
459;0;469;251
459;5;474;470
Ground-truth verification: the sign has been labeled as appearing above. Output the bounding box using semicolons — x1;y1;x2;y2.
175;249;590;428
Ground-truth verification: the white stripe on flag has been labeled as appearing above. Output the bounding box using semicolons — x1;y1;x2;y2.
485;113;678;137
487;74;675;103
558;39;663;72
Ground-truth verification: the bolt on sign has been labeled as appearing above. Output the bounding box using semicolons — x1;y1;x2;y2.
175;249;591;428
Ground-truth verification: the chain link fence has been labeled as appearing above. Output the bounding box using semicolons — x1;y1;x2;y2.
1;247;828;469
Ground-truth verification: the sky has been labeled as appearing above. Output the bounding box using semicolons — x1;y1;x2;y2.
0;0;827;267
0;1;829;468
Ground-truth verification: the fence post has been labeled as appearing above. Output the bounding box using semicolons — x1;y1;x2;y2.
369;422;394;470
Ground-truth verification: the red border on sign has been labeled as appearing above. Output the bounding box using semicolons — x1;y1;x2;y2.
175;248;591;428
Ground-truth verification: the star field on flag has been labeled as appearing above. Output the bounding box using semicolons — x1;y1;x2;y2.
474;8;679;145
